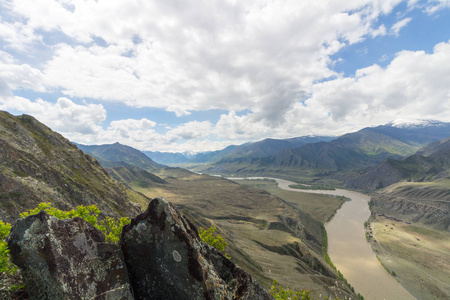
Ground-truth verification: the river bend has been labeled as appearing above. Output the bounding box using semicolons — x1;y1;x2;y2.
233;177;415;300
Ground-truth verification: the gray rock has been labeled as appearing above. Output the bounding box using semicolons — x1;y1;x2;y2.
121;197;272;300
7;211;133;300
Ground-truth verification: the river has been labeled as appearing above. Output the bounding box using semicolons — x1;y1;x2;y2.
231;177;415;300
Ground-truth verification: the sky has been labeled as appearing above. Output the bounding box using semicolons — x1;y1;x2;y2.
0;0;449;153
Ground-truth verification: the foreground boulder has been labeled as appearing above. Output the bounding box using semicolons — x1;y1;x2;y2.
7;212;133;300
121;197;272;300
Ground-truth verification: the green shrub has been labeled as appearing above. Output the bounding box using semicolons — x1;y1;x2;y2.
0;221;16;275
199;226;230;258
20;202;130;243
270;280;310;300
0;220;22;296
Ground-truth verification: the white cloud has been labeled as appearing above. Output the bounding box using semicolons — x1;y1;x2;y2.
0;94;218;152
379;54;389;62
1;0;449;153
2;0;417;124
110;119;156;130
370;24;387;38
301;40;450;132
166;121;212;142
0;96;106;134
89;119;216;152
424;0;450;14
391;17;412;36
0;21;42;51
210;40;450;141
0;50;46;93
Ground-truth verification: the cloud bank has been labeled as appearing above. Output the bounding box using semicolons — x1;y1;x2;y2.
0;0;449;152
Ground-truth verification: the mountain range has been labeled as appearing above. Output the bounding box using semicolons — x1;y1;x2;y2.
75;120;450;192
144;136;336;165
185;121;450;182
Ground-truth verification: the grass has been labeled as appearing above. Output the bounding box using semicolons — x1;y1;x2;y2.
368;216;450;299
288;184;335;191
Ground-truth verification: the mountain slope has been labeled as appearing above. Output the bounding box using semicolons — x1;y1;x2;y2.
373;120;450;146
76;142;165;172
271;122;450;171
347;137;450;191
0;111;145;222
192;136;336;165
284;135;336;147
371;181;450;231
217;138;298;163
106;164;167;189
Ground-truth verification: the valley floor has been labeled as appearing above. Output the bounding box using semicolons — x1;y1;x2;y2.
366;216;450;300
132;171;355;299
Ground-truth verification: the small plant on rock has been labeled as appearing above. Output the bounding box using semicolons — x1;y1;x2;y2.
199;226;230;258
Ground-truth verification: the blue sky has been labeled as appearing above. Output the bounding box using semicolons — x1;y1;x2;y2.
0;0;449;153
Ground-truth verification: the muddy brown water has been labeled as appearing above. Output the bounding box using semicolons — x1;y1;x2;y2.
231;177;415;300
